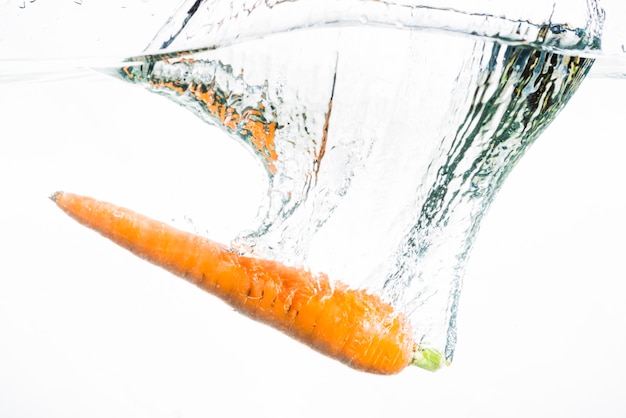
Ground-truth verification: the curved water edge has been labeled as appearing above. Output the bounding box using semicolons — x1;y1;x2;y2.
146;0;605;58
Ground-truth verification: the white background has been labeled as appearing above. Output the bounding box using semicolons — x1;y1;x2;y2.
1;2;626;417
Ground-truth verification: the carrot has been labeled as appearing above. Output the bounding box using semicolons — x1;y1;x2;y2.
51;191;443;374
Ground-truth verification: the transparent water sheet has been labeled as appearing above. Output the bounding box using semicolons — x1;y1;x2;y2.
112;0;597;364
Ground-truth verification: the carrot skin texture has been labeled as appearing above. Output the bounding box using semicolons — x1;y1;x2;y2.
51;191;415;374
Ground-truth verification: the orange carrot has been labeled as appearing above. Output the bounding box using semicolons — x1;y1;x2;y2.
51;191;443;374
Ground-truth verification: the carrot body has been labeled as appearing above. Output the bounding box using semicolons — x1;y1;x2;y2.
51;191;418;374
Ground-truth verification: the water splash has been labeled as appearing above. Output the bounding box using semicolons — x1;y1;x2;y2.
0;0;600;364
116;18;593;361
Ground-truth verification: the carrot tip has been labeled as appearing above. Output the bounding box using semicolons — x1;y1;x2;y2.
411;346;445;372
49;191;63;203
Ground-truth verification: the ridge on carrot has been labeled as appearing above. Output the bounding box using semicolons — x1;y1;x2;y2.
50;191;444;374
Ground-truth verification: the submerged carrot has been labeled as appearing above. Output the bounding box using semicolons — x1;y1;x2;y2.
51;191;443;374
